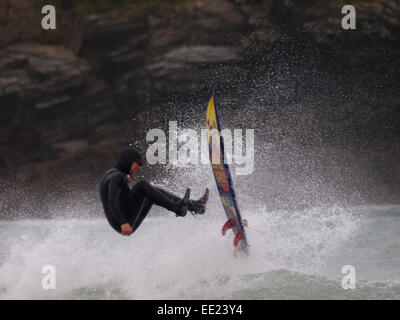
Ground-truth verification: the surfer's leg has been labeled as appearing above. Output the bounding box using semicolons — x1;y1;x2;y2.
121;188;145;226
130;180;189;215
130;198;153;234
154;187;181;202
120;187;152;234
156;187;208;215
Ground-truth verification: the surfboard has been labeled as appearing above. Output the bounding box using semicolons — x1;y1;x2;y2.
205;95;249;256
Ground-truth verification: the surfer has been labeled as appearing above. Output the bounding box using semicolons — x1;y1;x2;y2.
100;148;209;236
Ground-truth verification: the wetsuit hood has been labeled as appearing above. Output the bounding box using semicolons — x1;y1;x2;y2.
116;148;143;174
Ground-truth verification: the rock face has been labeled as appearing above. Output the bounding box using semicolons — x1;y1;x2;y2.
280;0;400;42
0;0;40;48
0;44;91;166
0;0;399;198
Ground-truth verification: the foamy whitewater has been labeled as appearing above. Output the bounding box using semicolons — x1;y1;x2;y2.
1;165;400;299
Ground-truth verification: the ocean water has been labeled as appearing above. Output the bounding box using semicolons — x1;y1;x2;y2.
1;199;399;299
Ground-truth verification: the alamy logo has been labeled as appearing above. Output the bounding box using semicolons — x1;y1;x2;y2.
341;5;356;30
41;5;56;30
341;265;356;290
41;265;56;290
146;121;255;175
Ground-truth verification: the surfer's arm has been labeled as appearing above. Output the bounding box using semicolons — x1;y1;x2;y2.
107;175;129;225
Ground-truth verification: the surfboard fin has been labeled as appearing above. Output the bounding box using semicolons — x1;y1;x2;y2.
233;231;250;257
221;219;249;257
221;219;233;236
233;230;243;247
222;219;248;236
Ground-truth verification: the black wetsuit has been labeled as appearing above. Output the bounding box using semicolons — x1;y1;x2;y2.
100;149;184;234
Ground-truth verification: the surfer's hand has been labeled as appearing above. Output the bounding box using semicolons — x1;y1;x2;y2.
121;223;133;236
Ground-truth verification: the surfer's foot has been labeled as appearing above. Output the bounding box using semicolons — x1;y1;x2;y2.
175;188;190;217
188;188;209;215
